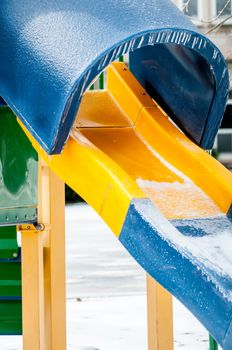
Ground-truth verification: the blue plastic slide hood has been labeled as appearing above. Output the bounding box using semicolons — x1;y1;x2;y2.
0;0;229;154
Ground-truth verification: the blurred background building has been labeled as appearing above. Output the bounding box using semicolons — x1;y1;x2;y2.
173;0;232;168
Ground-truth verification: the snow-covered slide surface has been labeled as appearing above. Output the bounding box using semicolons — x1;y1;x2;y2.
120;199;232;350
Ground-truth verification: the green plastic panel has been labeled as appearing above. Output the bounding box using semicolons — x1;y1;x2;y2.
209;335;218;350
0;106;35;333
0;260;21;298
0;226;18;259
0;255;22;335
0;106;38;225
0;300;22;335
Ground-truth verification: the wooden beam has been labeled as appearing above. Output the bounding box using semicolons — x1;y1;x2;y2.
147;275;174;350
39;158;66;350
21;226;45;350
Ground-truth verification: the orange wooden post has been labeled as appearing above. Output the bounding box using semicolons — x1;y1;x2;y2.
39;158;66;350
21;226;45;350
21;158;66;350
147;275;174;350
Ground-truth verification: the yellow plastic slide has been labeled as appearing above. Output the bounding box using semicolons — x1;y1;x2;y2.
20;63;232;349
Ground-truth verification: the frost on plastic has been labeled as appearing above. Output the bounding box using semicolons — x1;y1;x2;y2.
134;198;232;301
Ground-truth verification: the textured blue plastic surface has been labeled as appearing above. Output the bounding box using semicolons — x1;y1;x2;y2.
0;0;229;153
119;199;232;350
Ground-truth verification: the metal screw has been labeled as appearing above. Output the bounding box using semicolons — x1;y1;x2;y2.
35;223;45;231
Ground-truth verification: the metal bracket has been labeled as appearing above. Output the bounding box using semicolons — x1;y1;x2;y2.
17;223;50;233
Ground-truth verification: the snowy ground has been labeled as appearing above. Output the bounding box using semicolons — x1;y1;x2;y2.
0;203;220;349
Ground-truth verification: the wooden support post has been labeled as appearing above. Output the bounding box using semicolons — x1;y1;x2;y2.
39;158;66;350
21;228;45;350
147;275;174;350
21;157;66;350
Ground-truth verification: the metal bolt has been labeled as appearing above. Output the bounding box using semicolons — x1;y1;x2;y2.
35;223;45;231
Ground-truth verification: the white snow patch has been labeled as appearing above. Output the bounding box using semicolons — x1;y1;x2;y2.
135;130;221;217
136;177;221;218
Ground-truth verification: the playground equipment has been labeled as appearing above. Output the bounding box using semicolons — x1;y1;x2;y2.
0;0;232;349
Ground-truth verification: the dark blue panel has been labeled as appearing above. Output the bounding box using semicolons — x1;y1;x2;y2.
130;44;228;147
0;0;229;153
0;97;6;106
119;199;232;350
